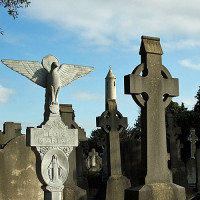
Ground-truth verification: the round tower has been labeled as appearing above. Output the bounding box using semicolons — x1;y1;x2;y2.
105;66;116;109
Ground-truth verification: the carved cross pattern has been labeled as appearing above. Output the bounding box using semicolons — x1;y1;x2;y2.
124;36;179;184
96;99;127;176
188;128;198;159
96;101;127;134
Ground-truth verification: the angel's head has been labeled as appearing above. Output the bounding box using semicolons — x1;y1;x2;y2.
51;62;59;69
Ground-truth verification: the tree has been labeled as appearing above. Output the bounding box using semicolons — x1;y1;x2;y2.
0;0;31;35
194;86;200;113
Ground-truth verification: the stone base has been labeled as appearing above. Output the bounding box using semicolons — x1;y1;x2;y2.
63;185;87;200
106;175;131;200
125;183;186;200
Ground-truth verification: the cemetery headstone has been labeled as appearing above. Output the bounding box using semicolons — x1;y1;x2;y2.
124;36;185;199
1;55;93;200
97;99;131;200
86;148;102;172
60;104;87;200
0;122;22;148
187;128;198;189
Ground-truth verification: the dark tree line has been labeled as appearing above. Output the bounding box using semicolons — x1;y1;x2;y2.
89;86;200;163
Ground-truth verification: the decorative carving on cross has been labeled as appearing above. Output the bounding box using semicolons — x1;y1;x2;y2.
96;99;127;176
124;36;179;184
188;128;198;159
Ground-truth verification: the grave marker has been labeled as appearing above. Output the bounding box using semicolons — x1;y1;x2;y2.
124;36;185;200
97;99;130;200
1;55;93;200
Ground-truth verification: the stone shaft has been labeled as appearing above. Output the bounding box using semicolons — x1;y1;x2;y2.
187;128;198;159
125;36;179;184
97;99;127;176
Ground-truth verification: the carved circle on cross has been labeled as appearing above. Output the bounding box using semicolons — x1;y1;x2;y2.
100;110;125;134
131;63;173;108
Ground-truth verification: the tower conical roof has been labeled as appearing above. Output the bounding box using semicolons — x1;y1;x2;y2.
105;66;116;79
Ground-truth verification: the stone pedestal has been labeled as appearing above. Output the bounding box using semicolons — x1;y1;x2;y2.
27;115;78;200
125;183;185;200
106;175;130;200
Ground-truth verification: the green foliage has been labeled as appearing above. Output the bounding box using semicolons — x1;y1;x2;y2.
89;128;105;154
194;86;200;113
0;0;30;19
0;0;31;34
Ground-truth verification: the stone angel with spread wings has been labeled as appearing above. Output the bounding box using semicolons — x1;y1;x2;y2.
1;55;94;118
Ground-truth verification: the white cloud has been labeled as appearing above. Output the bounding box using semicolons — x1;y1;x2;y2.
177;98;196;109
0;85;15;103
71;91;104;101
179;59;200;70
25;0;200;48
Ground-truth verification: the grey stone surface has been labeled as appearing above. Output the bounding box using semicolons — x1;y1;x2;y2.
86;148;102;172
124;36;185;199
1;55;93;122
186;158;196;187
105;66;116;108
60;104;87;200
197;148;200;191
27;116;78;147
97;99;131;200
0;135;43;200
188;128;198;159
0;122;22;148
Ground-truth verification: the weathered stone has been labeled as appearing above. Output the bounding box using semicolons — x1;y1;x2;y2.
188;128;198;159
196;148;200;191
86;148;102;172
0;135;43;200
60;104;87;200
1;55;94;123
124;36;185;199
97;99;131;200
0;122;22;148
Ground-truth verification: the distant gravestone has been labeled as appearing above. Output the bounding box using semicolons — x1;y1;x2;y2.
2;54;93;200
60;104;87;200
0;122;22;148
186;128;198;188
97;99;131;200
124;36;185;200
86;148;102;172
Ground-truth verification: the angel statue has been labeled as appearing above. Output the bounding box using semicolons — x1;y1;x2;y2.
1;55;94;122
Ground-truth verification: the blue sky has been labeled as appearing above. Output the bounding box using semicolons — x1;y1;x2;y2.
0;0;200;136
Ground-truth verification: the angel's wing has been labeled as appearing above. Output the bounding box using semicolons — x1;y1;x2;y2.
1;59;48;88
58;64;94;87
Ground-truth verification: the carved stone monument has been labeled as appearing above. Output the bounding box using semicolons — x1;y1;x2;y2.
1;55;93;200
186;128;198;189
86;148;102;172
97;99;131;200
124;36;186;199
60;104;87;200
166;112;188;189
